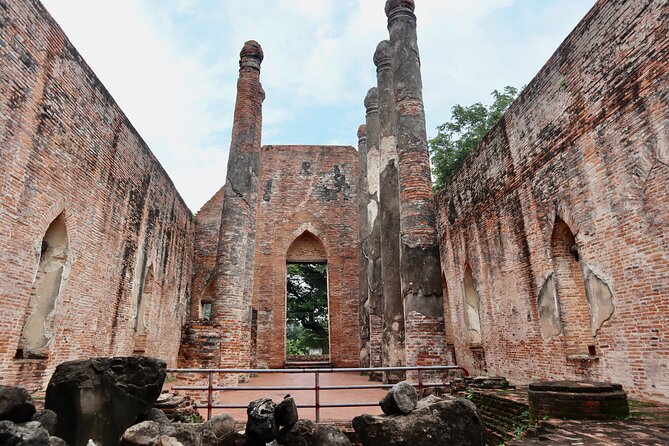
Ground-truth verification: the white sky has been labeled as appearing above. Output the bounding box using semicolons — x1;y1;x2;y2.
39;0;597;211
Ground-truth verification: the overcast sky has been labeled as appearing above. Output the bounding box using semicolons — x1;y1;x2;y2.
39;0;596;211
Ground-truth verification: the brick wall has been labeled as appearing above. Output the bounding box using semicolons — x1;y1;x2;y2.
436;0;668;402
0;0;194;391
253;145;360;368
190;188;224;318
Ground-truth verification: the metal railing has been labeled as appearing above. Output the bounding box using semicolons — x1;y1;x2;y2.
168;365;469;422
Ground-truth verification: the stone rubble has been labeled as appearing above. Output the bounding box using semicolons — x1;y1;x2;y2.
353;382;485;446
0;385;67;446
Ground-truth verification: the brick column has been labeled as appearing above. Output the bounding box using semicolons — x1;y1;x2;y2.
375;40;405;383
364;88;383;380
357;124;371;368
213;41;265;381
385;0;446;375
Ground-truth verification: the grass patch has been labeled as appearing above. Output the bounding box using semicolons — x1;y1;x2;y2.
629;399;656;409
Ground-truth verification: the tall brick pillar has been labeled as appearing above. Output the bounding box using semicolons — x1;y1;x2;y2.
357;124;371;368
213;41;265;380
385;0;446;375
364;88;383;380
374;40;405;383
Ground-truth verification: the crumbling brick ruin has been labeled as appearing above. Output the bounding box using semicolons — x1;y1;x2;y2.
0;0;193;392
434;0;669;402
0;0;667;406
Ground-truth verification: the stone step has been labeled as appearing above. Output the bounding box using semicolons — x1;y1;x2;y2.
284;361;332;369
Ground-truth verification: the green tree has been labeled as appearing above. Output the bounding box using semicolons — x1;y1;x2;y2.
286;263;329;355
429;86;519;192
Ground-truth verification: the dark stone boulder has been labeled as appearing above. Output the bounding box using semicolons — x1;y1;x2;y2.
0;385;36;423
205;414;237;445
45;356;166;446
276;419;316;446
379;381;418;415
136;408;170;426
0;420;51;445
353;396;484;446
274;395;298;427
312;425;351;446
246;398;278;443
32;410;58;436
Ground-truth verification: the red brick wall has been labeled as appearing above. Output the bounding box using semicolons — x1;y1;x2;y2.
253;145;360;368
190;188;224;318
0;0;194;391
436;0;668;402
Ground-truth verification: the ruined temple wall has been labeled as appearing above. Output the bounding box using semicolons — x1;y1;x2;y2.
436;0;668;402
0;0;194;391
253;145;360;368
190;187;224;318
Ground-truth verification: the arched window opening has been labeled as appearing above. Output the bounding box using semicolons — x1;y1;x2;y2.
551;218;592;356
463;264;482;345
20;214;69;358
200;280;214;321
285;231;330;363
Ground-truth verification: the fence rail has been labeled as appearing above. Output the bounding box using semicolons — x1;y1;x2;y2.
168;365;469;422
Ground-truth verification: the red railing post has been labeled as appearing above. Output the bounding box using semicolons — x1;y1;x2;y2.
417;369;424;398
315;371;320;423
207;371;213;421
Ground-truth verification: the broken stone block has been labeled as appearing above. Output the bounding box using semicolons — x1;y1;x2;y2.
137;408;170;426
49;437;68;446
0;420;51;445
312;425;351;446
467;376;510;390
353;396;484;446
246;398;279;443
31;409;58;436
0;385;36;423
205;414;237;444
379;381;418;415
45;356;166;446
119;421;162;446
276;419;316;446
274;395;298;427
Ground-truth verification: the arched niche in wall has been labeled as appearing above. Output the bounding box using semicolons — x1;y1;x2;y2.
550;218;592;355
135;266;154;334
463;264;482;345
286;230;327;263
200;280;214;320
20;213;69;358
442;272;457;365
441;272;454;342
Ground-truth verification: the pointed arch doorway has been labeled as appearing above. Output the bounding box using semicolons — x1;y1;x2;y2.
285;231;330;364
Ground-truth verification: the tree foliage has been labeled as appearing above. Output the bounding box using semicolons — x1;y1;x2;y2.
286;263;329;355
429;86;519;192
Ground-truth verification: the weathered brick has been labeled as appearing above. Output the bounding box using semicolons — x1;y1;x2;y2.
0;0;193;391
435;0;669;403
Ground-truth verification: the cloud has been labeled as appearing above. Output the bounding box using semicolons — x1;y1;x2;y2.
40;0;237;211
39;0;597;211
